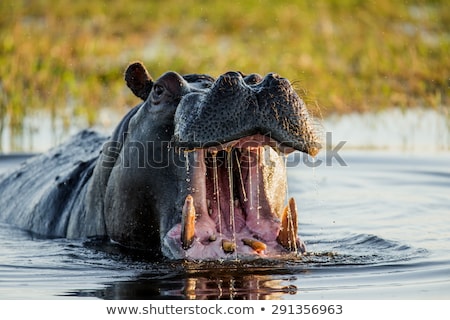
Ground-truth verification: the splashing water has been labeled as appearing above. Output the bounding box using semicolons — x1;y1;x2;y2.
184;150;190;184
234;152;247;202
255;148;261;223
211;151;222;235
247;148;254;213
227;150;238;260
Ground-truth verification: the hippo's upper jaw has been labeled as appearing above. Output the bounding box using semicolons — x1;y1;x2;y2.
162;71;321;260
173;71;320;156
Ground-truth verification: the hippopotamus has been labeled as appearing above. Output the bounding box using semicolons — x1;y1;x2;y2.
0;62;320;260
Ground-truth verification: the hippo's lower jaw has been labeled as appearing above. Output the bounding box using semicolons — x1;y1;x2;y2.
163;134;306;260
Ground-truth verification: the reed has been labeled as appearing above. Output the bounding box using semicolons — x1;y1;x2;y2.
0;0;448;128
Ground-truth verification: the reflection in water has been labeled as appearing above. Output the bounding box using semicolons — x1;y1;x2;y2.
324;107;450;152
180;262;298;299
0;108;115;153
62;232;426;300
98;273;294;300
1;107;449;153
67;240;306;299
66;259;302;299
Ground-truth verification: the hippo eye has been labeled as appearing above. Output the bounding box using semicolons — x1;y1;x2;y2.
153;84;164;96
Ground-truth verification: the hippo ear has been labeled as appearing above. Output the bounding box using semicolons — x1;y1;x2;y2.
124;61;154;101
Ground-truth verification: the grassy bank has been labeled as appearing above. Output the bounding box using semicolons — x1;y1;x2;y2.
1;0;449;131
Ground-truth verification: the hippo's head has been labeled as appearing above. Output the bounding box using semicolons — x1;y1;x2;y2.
92;62;320;260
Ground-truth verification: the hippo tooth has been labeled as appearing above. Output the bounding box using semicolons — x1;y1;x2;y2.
277;197;298;251
221;239;236;253
181;194;196;250
242;238;267;254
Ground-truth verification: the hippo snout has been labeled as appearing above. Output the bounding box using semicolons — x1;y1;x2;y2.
173;71;320;156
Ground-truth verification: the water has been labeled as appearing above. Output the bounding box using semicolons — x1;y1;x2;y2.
0;149;449;299
0;108;449;299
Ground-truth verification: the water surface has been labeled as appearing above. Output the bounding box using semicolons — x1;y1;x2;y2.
1;149;449;299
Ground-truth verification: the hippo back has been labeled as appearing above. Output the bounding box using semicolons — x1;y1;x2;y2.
0;130;107;238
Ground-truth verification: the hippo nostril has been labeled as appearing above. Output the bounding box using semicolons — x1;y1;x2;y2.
243;73;263;85
258;73;291;89
259;73;279;87
268;73;280;79
216;71;244;89
223;71;242;78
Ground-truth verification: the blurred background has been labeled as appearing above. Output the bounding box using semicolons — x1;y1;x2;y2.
0;0;449;152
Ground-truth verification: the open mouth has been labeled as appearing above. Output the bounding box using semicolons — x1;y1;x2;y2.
164;134;304;260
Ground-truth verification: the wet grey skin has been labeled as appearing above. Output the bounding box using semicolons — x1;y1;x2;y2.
0;62;321;260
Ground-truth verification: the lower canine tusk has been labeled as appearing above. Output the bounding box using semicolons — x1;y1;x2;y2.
181;194;196;250
277;197;298;251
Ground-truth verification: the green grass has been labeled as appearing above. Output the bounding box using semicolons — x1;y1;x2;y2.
0;0;449;132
